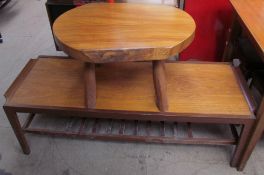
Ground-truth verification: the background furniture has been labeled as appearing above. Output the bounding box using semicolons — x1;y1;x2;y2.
179;0;233;61
223;0;264;170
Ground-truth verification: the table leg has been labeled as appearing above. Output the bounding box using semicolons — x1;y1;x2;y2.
84;63;96;109
3;106;31;154
152;60;168;112
230;121;253;169
237;99;264;171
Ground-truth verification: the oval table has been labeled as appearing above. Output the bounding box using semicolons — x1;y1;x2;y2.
53;3;196;112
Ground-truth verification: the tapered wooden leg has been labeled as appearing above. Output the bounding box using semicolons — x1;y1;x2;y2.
3;106;30;154
152;60;168;112
237;99;264;171
84;63;96;109
230;121;254;169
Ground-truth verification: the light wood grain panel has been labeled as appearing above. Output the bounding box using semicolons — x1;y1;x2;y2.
230;0;264;56
53;3;195;63
166;63;250;115
8;58;251;117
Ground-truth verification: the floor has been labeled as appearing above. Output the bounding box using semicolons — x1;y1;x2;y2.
0;0;264;175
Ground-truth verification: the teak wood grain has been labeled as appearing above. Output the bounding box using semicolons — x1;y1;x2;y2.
53;3;196;63
3;58;255;170
7;58;251;117
230;0;264;58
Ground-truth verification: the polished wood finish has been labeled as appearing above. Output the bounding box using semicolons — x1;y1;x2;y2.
230;123;253;168
229;0;264;60
232;66;257;113
238;99;264;170
3;58;255;170
53;3;196;111
84;63;96;108
7;58;251;117
53;3;195;63
152;60;168;112
3;107;30;154
223;0;264;170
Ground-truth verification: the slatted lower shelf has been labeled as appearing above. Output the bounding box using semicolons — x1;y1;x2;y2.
22;114;239;146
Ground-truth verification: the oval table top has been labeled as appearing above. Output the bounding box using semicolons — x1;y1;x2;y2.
53;3;196;63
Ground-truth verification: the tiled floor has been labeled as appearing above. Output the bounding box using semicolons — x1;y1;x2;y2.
0;0;264;174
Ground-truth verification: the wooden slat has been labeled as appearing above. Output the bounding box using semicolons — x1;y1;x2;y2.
173;122;178;137
146;121;151;136
92;119;98;133
119;120;125;135
21;116;239;147
106;119;113;134
78;118;87;134
187;123;193;138
65;117;74;131
160;121;165;136
23;127;237;146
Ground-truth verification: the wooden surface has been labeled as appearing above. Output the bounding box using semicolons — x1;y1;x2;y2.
238;99;264;170
230;0;264;57
6;58;251;117
53;3;196;63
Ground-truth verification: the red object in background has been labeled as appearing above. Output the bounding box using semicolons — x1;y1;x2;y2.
179;0;233;61
108;0;114;2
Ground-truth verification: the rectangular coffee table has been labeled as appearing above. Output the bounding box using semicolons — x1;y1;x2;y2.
3;57;255;170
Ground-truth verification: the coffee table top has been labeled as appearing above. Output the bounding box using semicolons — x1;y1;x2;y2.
53;3;196;63
5;58;252;117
